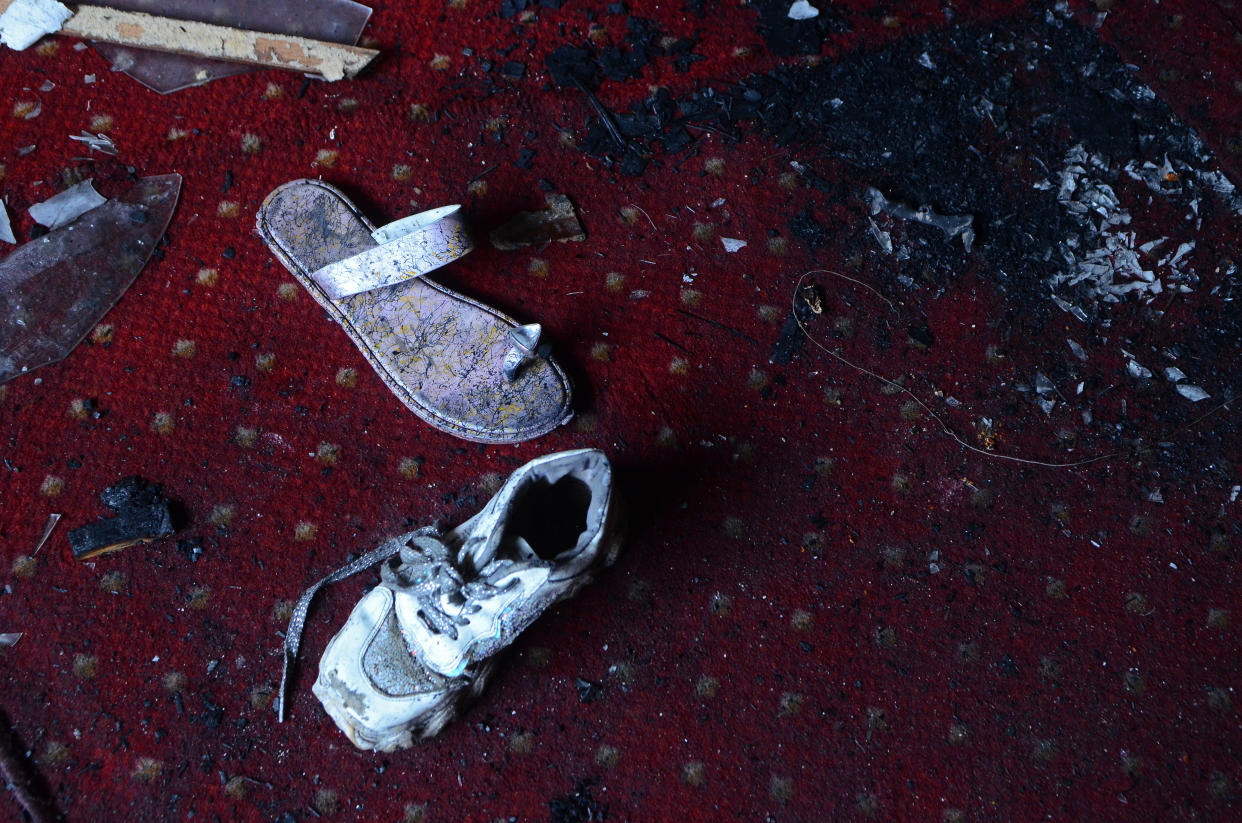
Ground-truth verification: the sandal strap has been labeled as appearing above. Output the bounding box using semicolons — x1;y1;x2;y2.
308;205;473;300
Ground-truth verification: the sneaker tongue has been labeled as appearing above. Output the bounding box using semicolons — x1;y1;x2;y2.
458;530;537;575
511;535;538;561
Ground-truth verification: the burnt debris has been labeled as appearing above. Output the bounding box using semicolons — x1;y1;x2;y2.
68;476;175;560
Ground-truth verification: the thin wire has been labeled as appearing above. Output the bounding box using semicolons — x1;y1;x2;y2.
792;271;1232;468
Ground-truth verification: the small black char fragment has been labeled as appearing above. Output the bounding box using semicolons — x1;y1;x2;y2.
771;288;818;365
549;779;607;823
177;538;203;562
198;694;224;730
221;246;235;259
516;148;536;169
545;45;599;89
789;206;827;249
574;677;603;703
907;320;935;349
499;0;529;18
502;61;527;79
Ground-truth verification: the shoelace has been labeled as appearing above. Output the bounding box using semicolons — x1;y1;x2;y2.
277;529;513;721
387;537;518;641
277;527;435;722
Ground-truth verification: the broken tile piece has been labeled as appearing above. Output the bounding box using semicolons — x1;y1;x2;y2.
0;0;71;51
28;180;107;229
68;477;174;560
490;194;586;250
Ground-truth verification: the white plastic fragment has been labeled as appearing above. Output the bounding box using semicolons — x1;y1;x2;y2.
69;131;118;156
720;237;747;253
788;1;819;20
0;200;15;245
868;218;892;254
0;0;71;51
1175;384;1210;402
28;179;107;229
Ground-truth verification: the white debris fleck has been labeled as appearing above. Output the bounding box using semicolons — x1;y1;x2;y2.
0;0;71;51
28;180;107;229
1050;293;1088;322
1066;338;1088;361
1175;384;1210;402
720;237;747;253
787;0;819;20
1126;359;1152;379
0;200;15;245
917;52;936;70
1048;145;1195;306
1230;485;1240;503
69;131;118;156
868;218;892;254
1163;366;1186;382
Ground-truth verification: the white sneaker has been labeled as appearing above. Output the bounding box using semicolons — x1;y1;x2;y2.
386;448;619;677
312;586;495;752
277;449;619;749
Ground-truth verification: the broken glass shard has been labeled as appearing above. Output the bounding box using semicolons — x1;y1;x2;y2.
0;200;14;244
88;0;372;93
0;174;181;384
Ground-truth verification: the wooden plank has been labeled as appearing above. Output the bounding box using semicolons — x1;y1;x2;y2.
1;0;378;81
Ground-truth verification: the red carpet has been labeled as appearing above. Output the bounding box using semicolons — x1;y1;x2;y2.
1;1;1239;820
